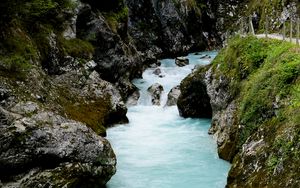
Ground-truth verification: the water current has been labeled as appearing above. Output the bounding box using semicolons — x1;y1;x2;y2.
107;52;230;188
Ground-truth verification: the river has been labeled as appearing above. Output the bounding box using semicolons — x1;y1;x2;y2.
107;52;230;188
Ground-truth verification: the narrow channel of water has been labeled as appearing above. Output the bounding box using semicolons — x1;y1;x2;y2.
107;52;230;188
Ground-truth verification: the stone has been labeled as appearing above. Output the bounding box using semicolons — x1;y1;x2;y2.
200;54;211;59
177;68;212;118
153;68;162;75
84;60;97;70
10;102;39;116
147;83;164;106
126;90;140;106
166;85;181;106
175;57;189;67
0;108;116;187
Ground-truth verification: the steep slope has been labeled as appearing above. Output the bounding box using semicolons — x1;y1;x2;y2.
178;36;300;187
0;0;222;186
126;0;220;56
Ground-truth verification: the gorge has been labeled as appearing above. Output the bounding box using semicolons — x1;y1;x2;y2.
0;0;300;187
107;52;230;188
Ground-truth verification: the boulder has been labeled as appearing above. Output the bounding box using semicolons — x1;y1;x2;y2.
166;85;181;106
0;107;116;187
126;90;140;106
147;83;164;106
175;57;189;67
177;68;212;118
200;54;211;59
153;68;162;75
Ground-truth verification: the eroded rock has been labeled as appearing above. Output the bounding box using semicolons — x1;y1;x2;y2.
147;83;164;106
175;57;189;67
126;90;140;106
177;68;212;118
166;85;181;106
0;108;116;187
153;68;162;75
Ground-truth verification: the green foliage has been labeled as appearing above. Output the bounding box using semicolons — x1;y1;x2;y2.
22;0;58;18
81;0;125;12
212;36;300;148
0;0;76;25
0;24;37;78
103;6;129;33
1;55;31;72
267;155;279;172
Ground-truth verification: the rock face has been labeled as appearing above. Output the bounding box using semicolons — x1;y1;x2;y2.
125;0;221;56
175;57;189;67
147;83;164;106
126;90;140;106
177;37;300;187
166;85;181;106
177;68;212;118
0;106;116;187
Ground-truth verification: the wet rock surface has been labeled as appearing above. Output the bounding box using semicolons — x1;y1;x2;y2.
147;83;164;106
177;67;212;118
126;90;140;106
175;57;189;67
166;86;181;106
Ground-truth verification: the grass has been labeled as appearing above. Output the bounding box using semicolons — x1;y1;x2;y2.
208;36;300;184
211;35;300;152
58;37;95;60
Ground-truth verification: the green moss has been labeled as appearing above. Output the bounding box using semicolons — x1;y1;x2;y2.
0;24;38;79
56;88;111;136
58;37;95;59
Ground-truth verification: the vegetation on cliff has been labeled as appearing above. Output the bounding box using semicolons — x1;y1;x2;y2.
212;36;300;149
179;36;300;187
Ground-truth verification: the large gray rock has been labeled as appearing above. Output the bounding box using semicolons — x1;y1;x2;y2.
82;71;128;125
147;83;164;106
76;4;144;98
166;85;181;106
175;57;189;67
177;67;212;118
126;90;140;106
0;107;116;187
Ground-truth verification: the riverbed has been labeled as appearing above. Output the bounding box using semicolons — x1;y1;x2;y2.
107;52;230;188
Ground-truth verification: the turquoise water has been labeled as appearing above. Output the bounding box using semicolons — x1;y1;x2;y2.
107;52;230;188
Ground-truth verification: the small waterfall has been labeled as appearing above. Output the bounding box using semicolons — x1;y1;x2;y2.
107;51;230;188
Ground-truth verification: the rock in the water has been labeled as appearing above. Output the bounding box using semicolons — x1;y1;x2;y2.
126;90;140;106
175;57;189;67
0;107;116;187
147;83;164;106
166;85;181;106
177;67;212;118
153;68;162;75
200;54;211;59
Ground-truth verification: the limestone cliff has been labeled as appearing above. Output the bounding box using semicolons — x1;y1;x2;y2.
178;36;300;187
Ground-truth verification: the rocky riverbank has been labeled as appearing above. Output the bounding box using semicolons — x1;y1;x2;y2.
178;36;300;187
0;0;219;186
